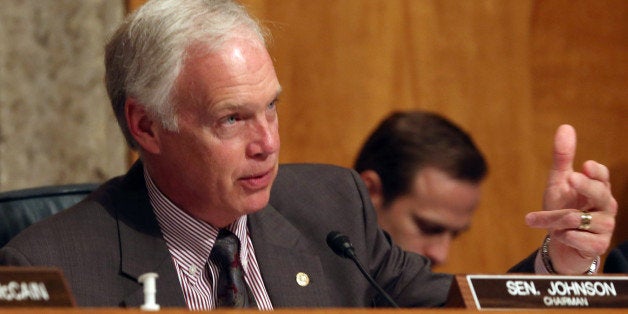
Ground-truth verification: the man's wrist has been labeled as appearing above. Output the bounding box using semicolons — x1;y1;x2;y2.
539;234;599;275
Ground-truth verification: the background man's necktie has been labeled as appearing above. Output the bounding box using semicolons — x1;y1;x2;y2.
209;228;256;308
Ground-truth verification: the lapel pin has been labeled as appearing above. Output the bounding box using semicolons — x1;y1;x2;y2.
296;272;310;287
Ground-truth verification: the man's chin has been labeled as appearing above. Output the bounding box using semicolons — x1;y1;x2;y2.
241;193;271;215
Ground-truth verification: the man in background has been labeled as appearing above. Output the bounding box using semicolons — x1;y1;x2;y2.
354;110;486;266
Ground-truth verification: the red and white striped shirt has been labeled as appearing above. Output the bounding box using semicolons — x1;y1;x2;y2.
144;170;273;310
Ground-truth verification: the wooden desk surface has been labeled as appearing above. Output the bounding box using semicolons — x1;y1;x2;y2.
0;308;626;314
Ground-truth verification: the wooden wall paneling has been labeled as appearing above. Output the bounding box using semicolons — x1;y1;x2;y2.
247;0;627;274
529;0;628;252
125;0;627;274
246;0;537;274
126;0;145;12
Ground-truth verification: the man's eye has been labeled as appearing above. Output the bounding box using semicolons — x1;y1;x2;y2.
420;225;446;235
225;115;238;125
268;100;277;110
413;217;446;235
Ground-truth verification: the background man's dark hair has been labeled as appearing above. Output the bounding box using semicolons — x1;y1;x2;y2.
354;110;488;207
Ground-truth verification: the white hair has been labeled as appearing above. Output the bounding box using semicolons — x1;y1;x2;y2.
105;0;267;149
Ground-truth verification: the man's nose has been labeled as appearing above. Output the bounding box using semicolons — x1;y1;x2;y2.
424;235;452;266
248;119;279;158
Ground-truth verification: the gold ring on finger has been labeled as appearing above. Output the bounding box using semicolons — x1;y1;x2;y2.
578;211;592;230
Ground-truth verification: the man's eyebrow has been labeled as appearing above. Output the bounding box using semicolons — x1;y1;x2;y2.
274;85;283;98
412;215;470;233
412;216;446;232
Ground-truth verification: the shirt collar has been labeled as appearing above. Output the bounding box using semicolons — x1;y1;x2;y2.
143;167;250;273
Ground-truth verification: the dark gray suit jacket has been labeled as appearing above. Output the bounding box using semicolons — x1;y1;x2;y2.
0;162;453;308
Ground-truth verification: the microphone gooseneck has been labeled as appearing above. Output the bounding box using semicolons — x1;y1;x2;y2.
326;231;400;308
326;231;356;259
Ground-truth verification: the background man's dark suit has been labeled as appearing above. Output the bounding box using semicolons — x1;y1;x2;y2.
0;162;452;307
604;241;628;273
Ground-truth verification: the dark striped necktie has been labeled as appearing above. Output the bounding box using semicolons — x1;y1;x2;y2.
209;228;256;308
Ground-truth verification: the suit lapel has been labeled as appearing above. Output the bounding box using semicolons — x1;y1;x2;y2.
113;163;186;308
113;162;335;308
248;204;332;307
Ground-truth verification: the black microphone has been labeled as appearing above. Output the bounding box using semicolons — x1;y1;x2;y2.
326;231;400;308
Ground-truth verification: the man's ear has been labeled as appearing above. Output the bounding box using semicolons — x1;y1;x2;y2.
125;98;161;154
360;170;384;210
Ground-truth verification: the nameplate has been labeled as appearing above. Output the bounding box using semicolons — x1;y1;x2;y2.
0;267;75;307
446;274;628;309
